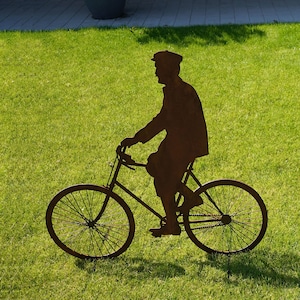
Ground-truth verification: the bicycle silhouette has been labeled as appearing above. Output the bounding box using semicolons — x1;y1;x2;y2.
46;146;268;259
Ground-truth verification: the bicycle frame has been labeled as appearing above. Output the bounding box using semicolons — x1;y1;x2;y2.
93;146;223;225
108;150;165;221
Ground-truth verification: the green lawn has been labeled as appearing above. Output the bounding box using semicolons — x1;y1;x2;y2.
0;24;299;299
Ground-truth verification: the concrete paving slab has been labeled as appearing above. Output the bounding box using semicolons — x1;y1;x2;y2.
0;0;299;31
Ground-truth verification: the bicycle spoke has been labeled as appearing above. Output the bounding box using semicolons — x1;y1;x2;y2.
184;180;267;254
46;185;135;259
93;226;120;254
60;195;88;221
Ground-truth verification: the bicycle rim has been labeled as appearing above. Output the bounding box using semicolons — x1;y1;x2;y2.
184;179;268;254
46;184;135;259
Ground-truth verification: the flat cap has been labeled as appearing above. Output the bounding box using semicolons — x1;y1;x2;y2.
151;51;183;65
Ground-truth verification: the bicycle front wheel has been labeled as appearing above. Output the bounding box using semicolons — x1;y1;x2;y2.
46;184;135;259
183;179;267;255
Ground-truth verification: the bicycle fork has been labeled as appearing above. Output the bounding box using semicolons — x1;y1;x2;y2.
90;156;122;226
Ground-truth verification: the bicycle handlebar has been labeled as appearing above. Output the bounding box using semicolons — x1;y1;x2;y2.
116;146;146;167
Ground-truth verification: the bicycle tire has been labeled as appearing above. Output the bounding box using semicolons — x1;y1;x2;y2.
183;179;267;255
46;184;135;259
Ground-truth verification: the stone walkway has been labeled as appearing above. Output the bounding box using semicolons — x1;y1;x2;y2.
0;0;299;31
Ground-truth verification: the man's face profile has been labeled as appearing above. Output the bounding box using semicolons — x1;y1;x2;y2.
155;63;176;85
155;63;167;84
152;51;182;85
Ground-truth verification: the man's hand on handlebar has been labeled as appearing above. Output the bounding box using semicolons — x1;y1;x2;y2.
117;142;147;168
121;137;139;148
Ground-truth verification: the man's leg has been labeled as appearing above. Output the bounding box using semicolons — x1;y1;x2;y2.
177;183;203;213
150;173;181;237
161;193;180;231
146;144;187;236
150;192;181;237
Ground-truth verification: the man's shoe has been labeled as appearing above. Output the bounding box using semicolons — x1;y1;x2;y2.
149;224;181;237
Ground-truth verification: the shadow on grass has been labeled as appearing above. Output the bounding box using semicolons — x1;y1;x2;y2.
75;249;299;287
207;249;300;287
75;256;186;279
133;25;266;46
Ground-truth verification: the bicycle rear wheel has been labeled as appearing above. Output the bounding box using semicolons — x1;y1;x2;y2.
183;179;267;255
46;184;135;259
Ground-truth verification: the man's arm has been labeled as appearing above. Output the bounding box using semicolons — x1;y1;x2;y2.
121;106;166;147
121;136;139;147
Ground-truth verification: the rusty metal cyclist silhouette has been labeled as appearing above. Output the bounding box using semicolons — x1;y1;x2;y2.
121;51;208;237
46;51;267;259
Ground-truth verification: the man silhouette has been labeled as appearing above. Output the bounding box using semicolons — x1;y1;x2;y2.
121;51;208;237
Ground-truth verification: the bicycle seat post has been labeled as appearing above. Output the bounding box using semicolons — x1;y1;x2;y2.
175;161;194;207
